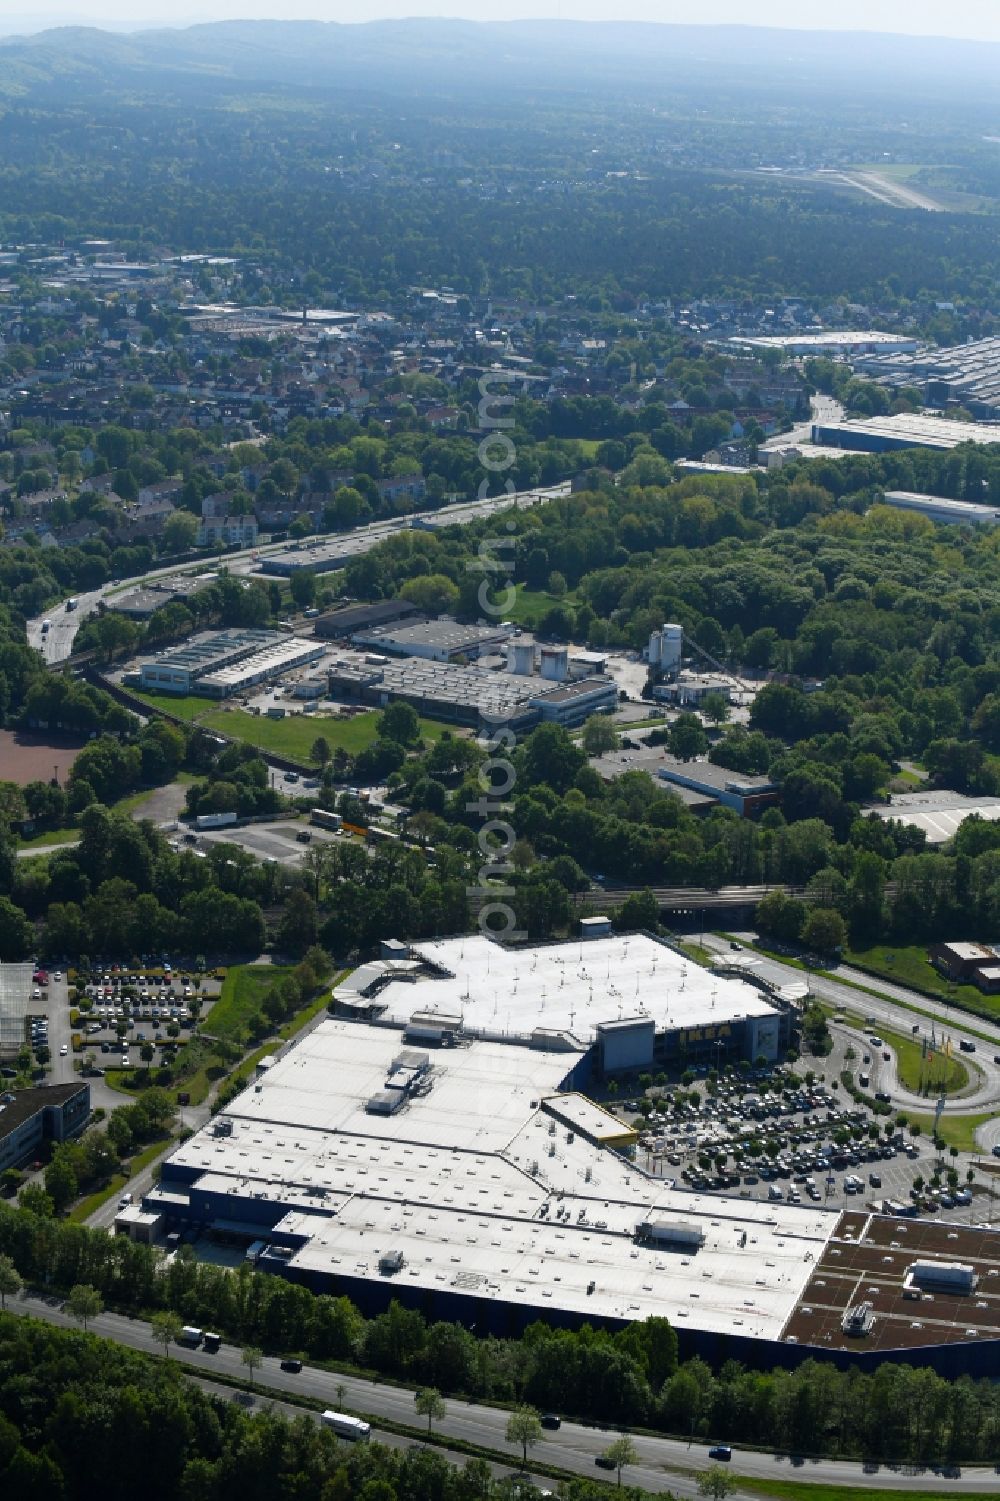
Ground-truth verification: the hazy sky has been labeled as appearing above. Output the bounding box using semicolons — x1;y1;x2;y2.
5;1;1000;43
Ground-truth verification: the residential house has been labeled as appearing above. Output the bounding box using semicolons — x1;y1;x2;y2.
197;514;259;548
377;473;426;506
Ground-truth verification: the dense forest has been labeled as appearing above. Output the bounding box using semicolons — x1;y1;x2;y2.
0;22;999;313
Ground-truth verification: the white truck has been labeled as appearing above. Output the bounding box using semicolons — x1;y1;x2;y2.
195;811;238;831
321;1412;371;1441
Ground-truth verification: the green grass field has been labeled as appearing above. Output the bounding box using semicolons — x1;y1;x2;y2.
132;690;450;764
879;1025;970;1097
504;583;580;629
205;963;293;1043
905;1109;995;1154
740;1480;970;1501
131;690;212;721
845;944;1000;1022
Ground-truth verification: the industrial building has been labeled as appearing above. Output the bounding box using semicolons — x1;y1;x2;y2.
138;629;324;698
657;761;781;818
260;534;382;578
857;335;1000;420
327;650;617;731
879;491;1000;526
109;573;218;621
135;942;1000;1372
0;963;31;1059
314;599;423;640
811;412;1000;454
874;789;1000;844
0;1083;91;1173
726;332;919;358
352;618;514;663
647;623;684;676
330;933;795;1069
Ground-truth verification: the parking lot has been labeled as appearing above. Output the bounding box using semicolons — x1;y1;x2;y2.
190;816;345;867
70;962;222;1084
607;1067;994;1227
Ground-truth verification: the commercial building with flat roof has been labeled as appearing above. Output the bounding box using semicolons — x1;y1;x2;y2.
352;618;513;662
0;1082;91;1172
657;760;780;817
146;1014;831;1351
260;534;381;577
138;629;322;698
880;491;1000;526
138;938;1000;1373
338;933;793;1068
727;332;919;358
859;334;1000;420
327;651;617;731
812;412;1000;454
874;790;1000;844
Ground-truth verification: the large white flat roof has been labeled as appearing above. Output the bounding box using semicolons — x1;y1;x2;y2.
163;1018;833;1338
372;934;778;1042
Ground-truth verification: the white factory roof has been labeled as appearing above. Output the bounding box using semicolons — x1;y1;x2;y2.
164;1017;832;1338
875;790;1000;844
816;412;1000;450
199;636;323;692
371;934;778;1043
881;490;1000;523
730;331;917;352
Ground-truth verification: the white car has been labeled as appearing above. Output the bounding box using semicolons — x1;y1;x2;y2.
59;1044;68;1056
53;970;63;980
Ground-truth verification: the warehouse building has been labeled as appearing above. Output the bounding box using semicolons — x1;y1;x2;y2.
657;761;781;818
352;618;514;662
874;789;1000;844
726;332;919;358
145;1013;831;1353
332;932;794;1069
811;412;1000;454
879;491;1000;526
138;629;324;697
858;335;1000;420
314;599;423;640
141;995;1000;1373
0;1083;91;1173
327;651;617;731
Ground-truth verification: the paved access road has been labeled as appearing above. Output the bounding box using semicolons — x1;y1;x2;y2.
6;1291;996;1493
25;482;571;664
701;933;1000;1156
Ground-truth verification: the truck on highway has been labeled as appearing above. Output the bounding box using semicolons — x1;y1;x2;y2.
65;598;77;611
195;812;238;831
178;1326;204;1346
202;1332;222;1353
321;1412;370;1441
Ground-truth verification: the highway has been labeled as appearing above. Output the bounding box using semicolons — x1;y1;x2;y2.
6;1289;995;1493
26;481;571;665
